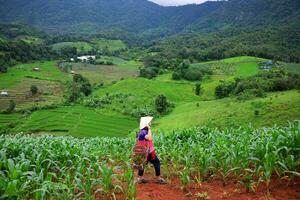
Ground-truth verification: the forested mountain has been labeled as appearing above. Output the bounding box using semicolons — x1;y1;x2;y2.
0;24;45;40
0;0;299;63
0;0;298;35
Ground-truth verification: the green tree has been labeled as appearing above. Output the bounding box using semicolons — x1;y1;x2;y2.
30;85;38;95
172;71;182;80
68;74;92;102
7;100;16;113
155;94;169;114
103;46;111;56
0;66;7;73
195;82;201;96
81;81;92;96
215;81;235;99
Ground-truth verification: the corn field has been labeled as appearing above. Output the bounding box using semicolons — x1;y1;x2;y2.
0;122;299;199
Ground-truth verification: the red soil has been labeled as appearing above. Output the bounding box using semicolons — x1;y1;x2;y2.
136;173;300;200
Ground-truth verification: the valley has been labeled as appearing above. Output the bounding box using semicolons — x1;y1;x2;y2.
0;0;299;199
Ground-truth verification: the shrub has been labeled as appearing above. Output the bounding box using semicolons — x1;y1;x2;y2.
155;94;174;114
67;74;92;102
139;67;158;79
0;65;7;73
82;95;112;108
183;68;203;81
6;100;16;113
131;106;156;119
30;85;38;95
215;81;235;99
195;83;201;96
237;89;265;100
172;71;182;80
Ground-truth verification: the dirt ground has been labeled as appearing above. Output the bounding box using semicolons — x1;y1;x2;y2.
136;173;300;200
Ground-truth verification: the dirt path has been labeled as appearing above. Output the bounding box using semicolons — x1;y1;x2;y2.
136;175;189;200
136;173;300;200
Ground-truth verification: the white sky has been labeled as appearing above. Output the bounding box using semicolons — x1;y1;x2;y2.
149;0;208;6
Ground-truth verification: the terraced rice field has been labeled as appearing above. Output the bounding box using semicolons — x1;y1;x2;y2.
0;61;69;89
15;106;137;137
0;113;21;130
0;78;64;110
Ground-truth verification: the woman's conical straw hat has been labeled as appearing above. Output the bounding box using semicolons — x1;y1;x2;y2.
139;116;153;129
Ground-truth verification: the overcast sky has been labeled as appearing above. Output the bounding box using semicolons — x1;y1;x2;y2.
149;0;208;6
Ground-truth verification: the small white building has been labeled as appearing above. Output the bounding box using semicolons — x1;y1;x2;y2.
70;58;75;62
77;55;96;62
0;91;8;96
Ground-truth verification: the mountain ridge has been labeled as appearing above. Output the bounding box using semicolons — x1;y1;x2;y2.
0;0;298;35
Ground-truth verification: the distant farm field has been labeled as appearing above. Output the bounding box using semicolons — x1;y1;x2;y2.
284;62;300;74
51;42;93;53
0;61;68;110
0;61;69;89
96;56;127;65
0;78;64;110
91;38;126;51
13;106;137;137
60;61;140;84
16;35;44;45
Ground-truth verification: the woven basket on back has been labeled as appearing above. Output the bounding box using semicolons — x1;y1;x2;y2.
132;143;149;170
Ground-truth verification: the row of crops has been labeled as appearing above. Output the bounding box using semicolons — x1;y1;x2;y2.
16;106;137;137
0;122;299;199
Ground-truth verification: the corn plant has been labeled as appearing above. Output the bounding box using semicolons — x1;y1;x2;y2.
123;162;136;200
0;122;299;199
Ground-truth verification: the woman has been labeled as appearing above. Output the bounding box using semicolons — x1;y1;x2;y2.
136;116;166;184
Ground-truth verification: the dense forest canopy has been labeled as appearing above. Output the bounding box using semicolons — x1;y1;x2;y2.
0;0;298;35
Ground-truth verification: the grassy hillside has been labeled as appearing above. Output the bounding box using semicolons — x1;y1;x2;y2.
0;61;68;110
95;77;199;104
13;106;137;137
91;38;126;51
0;61;69;89
1;56;299;137
155;90;300;131
284;62;300;74
94;56;300;132
154;56;266;100
51;42;93;53
96;56;127;65
16;35;44;45
0;113;21;130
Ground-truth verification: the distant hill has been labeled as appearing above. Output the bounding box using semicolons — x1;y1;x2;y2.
0;23;45;40
0;0;299;62
0;0;298;35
